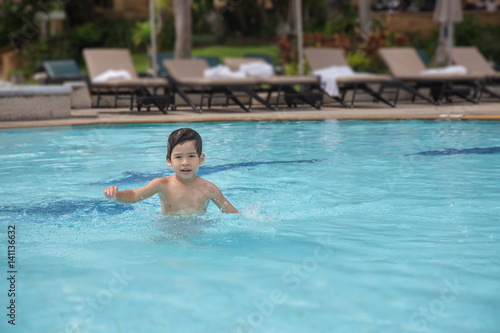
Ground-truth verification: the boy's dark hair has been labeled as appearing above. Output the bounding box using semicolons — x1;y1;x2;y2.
167;128;202;161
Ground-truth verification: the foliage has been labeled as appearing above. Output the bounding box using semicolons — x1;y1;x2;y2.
19;13;178;76
455;15;500;64
278;20;416;74
0;0;38;49
406;29;439;63
347;50;371;72
323;1;357;36
22;32;76;75
21;19;135;75
212;0;334;41
131;21;152;50
192;45;279;62
192;0;214;34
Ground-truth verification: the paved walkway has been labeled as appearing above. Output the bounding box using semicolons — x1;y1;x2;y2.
1;99;500;129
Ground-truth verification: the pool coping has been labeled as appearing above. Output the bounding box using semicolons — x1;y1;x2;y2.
1;100;500;129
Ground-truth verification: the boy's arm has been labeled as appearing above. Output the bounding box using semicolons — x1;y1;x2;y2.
104;178;163;204
208;184;239;214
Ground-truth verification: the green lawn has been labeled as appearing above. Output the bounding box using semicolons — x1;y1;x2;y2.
131;45;280;72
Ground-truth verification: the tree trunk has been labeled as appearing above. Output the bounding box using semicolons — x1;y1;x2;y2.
173;0;192;58
358;0;371;35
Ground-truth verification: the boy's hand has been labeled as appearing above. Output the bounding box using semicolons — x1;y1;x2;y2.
104;186;119;200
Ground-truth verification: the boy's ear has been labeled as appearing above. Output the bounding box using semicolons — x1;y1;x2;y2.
166;156;172;167
199;153;205;165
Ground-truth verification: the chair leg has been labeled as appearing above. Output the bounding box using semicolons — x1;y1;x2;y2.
482;84;500;99
360;84;394;107
95;88;101;108
453;89;478;104
223;87;250;112
240;86;276;111
173;83;201;113
340;89;348;105
129;89;135;111
350;84;358;108
392;85;401;107
266;91;272;105
396;82;437;105
114;88;119;108
275;86;282;108
208;92;213;109
323;89;348;107
283;85;321;110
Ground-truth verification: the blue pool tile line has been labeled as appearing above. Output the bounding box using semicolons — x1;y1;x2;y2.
414;147;500;156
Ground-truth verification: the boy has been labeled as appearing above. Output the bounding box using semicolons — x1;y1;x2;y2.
104;128;238;215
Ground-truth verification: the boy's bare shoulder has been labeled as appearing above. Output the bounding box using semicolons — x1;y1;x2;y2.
197;177;221;194
150;176;171;186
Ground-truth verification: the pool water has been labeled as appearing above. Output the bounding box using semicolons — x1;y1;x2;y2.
0;121;499;333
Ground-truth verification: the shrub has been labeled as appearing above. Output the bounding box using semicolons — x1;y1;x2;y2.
282;28;409;74
455;15;500;64
0;0;38;49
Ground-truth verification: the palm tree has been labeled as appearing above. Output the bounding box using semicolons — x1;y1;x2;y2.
173;0;192;58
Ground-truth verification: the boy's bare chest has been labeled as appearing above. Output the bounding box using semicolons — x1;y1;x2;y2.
160;183;209;206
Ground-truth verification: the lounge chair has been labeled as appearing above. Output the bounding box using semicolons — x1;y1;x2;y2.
194;56;222;68
304;47;395;108
378;47;483;104
83;48;171;112
162;58;276;113
156;54;222;76
452;46;500;99
224;57;322;109
43;59;87;84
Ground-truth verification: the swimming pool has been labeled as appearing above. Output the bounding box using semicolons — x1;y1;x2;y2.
0;120;499;333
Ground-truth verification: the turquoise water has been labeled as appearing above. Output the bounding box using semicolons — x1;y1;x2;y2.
0;121;499;333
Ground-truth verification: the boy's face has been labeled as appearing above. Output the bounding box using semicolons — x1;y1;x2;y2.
166;140;204;182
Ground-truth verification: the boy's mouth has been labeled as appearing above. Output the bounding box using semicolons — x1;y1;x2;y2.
181;168;191;174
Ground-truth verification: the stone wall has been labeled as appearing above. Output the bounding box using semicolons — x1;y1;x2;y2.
0;86;71;121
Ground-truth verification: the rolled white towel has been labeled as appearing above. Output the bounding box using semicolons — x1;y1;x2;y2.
239;62;274;78
204;65;246;78
93;69;132;83
421;65;468;75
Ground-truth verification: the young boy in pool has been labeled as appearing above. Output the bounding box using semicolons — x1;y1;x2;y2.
103;128;238;215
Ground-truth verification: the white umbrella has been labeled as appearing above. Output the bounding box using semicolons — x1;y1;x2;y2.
433;0;463;66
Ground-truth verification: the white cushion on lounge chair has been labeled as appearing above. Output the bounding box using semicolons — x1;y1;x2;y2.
313;65;355;97
203;65;246;78
420;65;467;76
239;62;274;78
93;69;132;83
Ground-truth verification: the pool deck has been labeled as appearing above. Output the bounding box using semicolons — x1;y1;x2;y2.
1;99;500;129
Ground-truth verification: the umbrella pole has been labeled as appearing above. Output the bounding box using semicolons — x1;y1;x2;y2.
295;0;303;75
150;0;158;76
447;22;453;67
